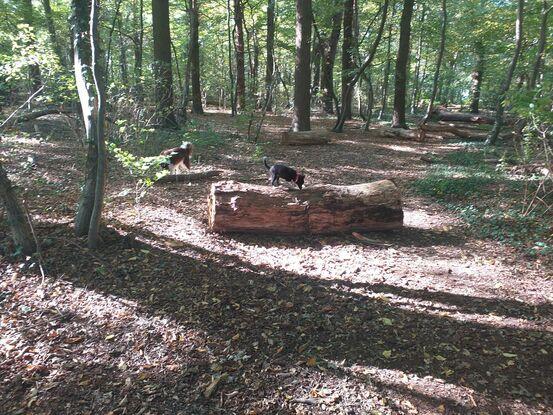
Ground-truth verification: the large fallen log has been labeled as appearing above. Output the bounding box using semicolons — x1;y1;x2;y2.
207;180;403;234
432;111;495;124
281;130;332;145
155;170;222;184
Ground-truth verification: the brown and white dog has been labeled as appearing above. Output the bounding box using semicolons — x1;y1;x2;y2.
160;141;193;174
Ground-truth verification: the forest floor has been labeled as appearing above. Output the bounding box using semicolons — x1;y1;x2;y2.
1;109;552;415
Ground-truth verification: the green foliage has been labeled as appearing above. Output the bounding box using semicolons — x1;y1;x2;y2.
108;143;168;187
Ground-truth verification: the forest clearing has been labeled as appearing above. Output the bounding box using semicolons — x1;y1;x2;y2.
1;0;552;414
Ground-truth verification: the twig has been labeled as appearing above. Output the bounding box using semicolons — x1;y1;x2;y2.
0;86;45;131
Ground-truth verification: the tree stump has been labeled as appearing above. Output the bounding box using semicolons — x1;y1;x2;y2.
281;130;332;145
207;180;403;234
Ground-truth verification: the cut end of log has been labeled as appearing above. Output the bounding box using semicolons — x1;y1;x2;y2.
281;130;332;146
207;180;403;235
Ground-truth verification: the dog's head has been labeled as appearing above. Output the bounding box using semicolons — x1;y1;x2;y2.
295;174;305;189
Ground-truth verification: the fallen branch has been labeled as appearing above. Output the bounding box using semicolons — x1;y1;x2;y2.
154;170;223;184
0;86;45;131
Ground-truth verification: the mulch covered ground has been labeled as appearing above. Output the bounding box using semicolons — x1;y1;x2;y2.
1;111;552;414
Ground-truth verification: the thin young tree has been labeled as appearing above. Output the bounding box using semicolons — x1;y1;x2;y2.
72;0;107;248
486;0;524;145
21;0;42;94
0;161;36;255
188;0;203;114
152;0;177;127
320;7;342;114
226;0;236;115
410;4;426;114
391;0;415;129
132;0;144;101
341;0;355;120
528;1;552;89
469;40;484;113
420;0;446;126
42;0;68;68
265;0;275;111
291;0;312;132
234;0;246;110
333;0;389;132
378;4;395;120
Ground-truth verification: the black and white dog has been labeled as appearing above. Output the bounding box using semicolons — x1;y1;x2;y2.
263;157;305;189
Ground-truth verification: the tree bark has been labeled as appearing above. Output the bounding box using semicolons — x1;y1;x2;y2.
487;0;524;145
420;0;446;126
391;0;415;129
42;0;68;68
0;162;36;255
226;0;237;115
410;4;426;114
378;7;395;120
132;0;144;101
469;40;484;113
152;0;177;127
529;1;551;89
208;180;403;234
117;14;129;87
291;0;312;132
311;32;321;96
320;8;342;115
188;0;204;114
234;0;246;110
265;0;275;111
341;0;355;120
21;0;42;94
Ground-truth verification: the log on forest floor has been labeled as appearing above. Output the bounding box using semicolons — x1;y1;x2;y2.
208;180;403;234
155;170;223;184
432;111;496;125
281;130;332;145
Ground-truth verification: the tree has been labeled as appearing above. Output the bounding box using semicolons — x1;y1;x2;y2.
188;0;203;114
378;4;395;120
341;0;355;120
72;0;107;248
20;0;42;94
265;0;275;111
132;0;144;101
152;0;177;127
469;40;484;113
320;7;342;114
410;4;426;114
42;0;68;68
487;0;524;145
528;1;552;89
391;0;415;129
420;0;447;126
291;0;312;132
234;0;246;110
0;161;36;255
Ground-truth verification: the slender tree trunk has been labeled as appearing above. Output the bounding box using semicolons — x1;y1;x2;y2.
132;0;144;102
487;0;524;145
320;9;342;114
291;0;312;132
529;1;551;88
391;0;415;129
42;0;68;68
227;0;236;115
312;32;321;96
333;0;389;132
21;0;42;94
378;8;394;120
117;15;129;87
364;73;374;131
188;0;204;114
420;0;446;126
234;0;246;110
469;41;484;113
341;0;355;120
410;4;426;114
0;162;36;255
152;0;177;127
265;0;275;111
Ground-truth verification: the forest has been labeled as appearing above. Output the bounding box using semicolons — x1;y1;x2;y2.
0;0;552;413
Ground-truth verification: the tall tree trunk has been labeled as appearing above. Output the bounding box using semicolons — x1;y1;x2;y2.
487;0;524;145
152;0;177;127
265;0;275;111
391;0;415;129
341;0;355;120
42;0;68;68
188;0;204;114
469;40;484;113
0;162;36;255
378;7;394;120
529;1;551;88
234;0;246;110
21;0;42;94
132;0;144;101
320;9;342;115
312;32;321;96
117;15;129;87
420;0;446;126
333;0;389;132
410;4;426;114
87;0;107;249
291;0;312;131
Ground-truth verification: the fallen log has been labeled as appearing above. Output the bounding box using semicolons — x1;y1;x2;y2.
15;108;76;124
155;170;222;184
207;180;403;234
432;111;495;124
281;130;332;145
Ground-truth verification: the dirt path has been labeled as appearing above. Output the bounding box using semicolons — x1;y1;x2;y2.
1;111;552;414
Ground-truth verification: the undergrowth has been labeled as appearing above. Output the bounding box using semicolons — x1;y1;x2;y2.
413;146;551;257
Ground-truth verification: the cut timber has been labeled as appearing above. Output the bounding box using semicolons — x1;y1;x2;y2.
208;180;403;234
281;130;332;145
155;170;222;184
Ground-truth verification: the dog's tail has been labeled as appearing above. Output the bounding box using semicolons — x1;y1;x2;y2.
263;156;270;170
